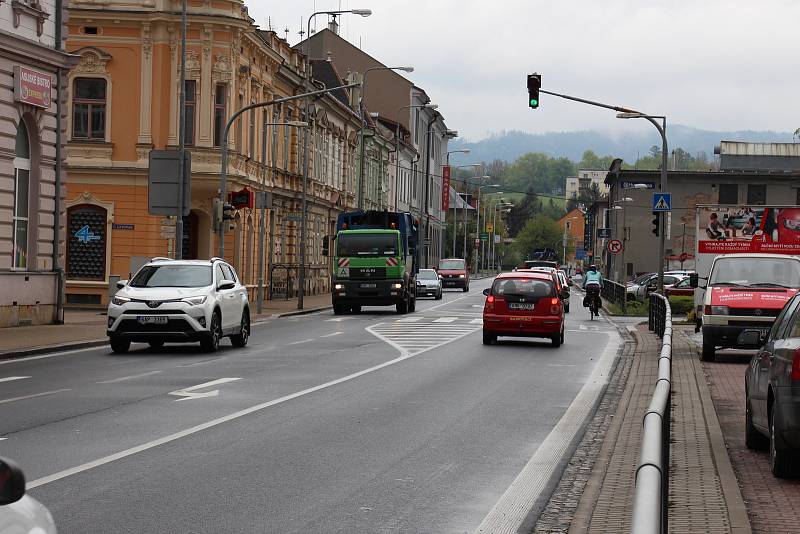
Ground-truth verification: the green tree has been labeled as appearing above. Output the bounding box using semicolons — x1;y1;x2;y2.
512;214;563;261
578;150;616;170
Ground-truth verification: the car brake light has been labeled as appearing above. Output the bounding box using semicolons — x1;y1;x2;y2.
550;297;560;305
792;348;800;381
550;297;561;314
487;295;495;304
485;294;495;313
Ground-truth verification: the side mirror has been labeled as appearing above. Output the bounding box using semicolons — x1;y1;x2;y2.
737;329;764;347
482;288;491;296
218;280;236;291
0;457;26;505
689;272;699;288
116;279;128;289
322;235;330;257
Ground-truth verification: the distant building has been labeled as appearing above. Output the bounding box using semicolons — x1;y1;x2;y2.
557;209;585;271
716;141;800;172
565;168;610;202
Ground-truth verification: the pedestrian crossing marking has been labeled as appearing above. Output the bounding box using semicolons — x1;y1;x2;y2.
397;317;423;322
470;318;483;324
433;317;457;323
368;316;482;356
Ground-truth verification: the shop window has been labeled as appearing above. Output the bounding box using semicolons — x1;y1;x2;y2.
718;183;738;204
13;120;31;269
66;204;107;280
73;78;107;140
213;84;226;147
184;80;196;146
747;184;766;206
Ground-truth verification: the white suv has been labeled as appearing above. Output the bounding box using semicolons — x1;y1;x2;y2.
107;258;250;353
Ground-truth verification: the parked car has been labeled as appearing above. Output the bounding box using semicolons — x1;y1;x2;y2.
665;276;694;297
416;269;443;299
743;292;800;477
437;258;469;292
0;457;57;534
107;258;250;353
561;269;573;286
556;270;571;313
482;271;567;347
626;273;684;301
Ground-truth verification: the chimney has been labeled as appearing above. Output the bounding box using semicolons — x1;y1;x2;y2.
347;71;362;109
328;14;339;34
326;50;332;62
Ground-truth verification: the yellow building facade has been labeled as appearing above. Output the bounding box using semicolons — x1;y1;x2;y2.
64;0;362;306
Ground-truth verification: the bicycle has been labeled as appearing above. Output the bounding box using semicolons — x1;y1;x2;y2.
585;285;601;320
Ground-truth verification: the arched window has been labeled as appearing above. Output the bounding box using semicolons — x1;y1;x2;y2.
13;120;31;269
66;204;107;280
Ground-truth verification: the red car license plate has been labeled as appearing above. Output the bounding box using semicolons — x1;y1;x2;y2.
509;303;534;310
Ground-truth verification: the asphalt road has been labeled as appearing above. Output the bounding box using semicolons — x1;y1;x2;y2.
0;279;621;533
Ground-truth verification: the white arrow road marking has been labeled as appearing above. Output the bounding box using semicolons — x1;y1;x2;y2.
0;376;31;383
168;378;241;401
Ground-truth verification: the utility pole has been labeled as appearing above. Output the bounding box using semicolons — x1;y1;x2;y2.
175;0;187;259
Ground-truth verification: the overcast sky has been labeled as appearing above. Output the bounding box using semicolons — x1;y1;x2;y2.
250;1;799;141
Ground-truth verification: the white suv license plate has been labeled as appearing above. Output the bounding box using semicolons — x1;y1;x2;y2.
137;316;168;325
509;303;535;310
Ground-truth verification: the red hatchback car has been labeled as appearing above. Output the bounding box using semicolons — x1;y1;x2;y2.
482;271;567;347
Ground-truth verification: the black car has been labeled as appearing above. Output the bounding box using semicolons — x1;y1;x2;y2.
744;292;800;477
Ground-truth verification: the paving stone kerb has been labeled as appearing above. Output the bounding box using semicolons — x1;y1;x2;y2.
561;325;750;534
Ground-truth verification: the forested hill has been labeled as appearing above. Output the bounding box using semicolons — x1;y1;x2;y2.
449;125;794;164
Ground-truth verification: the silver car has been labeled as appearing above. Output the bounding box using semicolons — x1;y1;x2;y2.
0;457;57;533
416;269;443;300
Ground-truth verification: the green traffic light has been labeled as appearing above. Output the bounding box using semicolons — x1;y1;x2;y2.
530;98;538;106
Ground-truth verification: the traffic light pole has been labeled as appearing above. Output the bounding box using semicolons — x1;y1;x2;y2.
535;88;668;291
216;82;360;257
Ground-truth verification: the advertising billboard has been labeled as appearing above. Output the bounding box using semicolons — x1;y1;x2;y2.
696;206;800;255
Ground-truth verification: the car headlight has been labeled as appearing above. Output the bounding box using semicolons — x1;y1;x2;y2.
710;305;729;315
459;274;466;278
334;283;344;290
111;295;130;306
181;295;208;306
392;283;403;289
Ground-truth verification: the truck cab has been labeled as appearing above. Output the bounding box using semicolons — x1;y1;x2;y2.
698;253;800;361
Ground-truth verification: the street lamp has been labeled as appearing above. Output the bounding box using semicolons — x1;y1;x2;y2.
474;182;499;275
446;149;470;163
484;192;504;271
491;201;513;272
393;103;437;210
449;163;480;258
256;120;308;315
617;112;668;291
357;65;415;209
298;8;372;310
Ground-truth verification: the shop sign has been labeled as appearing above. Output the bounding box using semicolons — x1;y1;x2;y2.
14;66;52;109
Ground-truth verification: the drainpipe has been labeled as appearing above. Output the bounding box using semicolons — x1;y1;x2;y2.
52;0;65;323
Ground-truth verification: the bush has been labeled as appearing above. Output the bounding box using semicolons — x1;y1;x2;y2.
607;299;649;317
668;296;694;315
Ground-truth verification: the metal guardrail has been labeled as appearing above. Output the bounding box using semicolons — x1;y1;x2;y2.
631;292;672;534
602;278;627;311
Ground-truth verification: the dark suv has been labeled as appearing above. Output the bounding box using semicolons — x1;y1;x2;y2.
438;258;469;292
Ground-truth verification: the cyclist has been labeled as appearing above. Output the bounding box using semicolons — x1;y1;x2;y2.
583;265;603;311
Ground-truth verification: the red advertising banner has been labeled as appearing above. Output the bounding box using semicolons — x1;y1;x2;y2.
696;206;800;255
14;66;52;109
442;165;451;211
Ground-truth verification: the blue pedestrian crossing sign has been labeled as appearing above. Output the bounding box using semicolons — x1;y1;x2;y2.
652;193;671;212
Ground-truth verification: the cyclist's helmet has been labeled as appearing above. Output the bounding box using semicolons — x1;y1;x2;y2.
588;265;597;272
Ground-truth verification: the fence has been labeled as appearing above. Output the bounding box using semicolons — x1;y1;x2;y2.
269;263;296;301
631;292;672;534
602;278;627;310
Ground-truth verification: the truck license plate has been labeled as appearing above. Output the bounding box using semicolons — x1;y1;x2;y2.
137;316;168;325
360;283;377;288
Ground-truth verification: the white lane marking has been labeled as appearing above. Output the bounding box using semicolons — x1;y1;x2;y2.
472;305;483;308
325;317;352;322
426;294;473;311
168;377;242;401
474;330;621;533
579;324;600;331
28;336;465;489
433;317;457;323
97;370;162;384
0;438;6;441
470;318;483;324
320;331;343;338
287;338;315;345
0;389;71;405
0;376;31;383
0;345;103;365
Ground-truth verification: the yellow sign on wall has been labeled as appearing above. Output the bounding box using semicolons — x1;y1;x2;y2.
485;222;494;233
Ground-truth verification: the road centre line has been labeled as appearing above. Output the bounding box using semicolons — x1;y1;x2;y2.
0;376;30;383
320;331;343;338
27;325;480;489
97;370;162;384
287;338;315;345
0;389;71;405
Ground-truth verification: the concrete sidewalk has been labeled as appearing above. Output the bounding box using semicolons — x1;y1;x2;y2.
564;324;751;533
0;293;332;359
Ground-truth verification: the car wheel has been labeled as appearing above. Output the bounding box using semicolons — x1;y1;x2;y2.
463;285;469;292
110;336;130;354
436;290;443;300
148;340;164;350
701;337;716;362
565;302;570;314
745;392;768;450
770;406;800;478
200;311;222;353
482;331;496;345
230;310;250;348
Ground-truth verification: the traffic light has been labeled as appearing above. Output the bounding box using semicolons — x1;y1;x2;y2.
651;212;660;237
527;73;541;109
213;198;236;231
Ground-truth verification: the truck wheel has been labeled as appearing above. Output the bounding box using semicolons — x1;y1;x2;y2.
409;295;416;312
351;305;362;314
701;336;716;362
396;297;409;314
333;303;347;315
